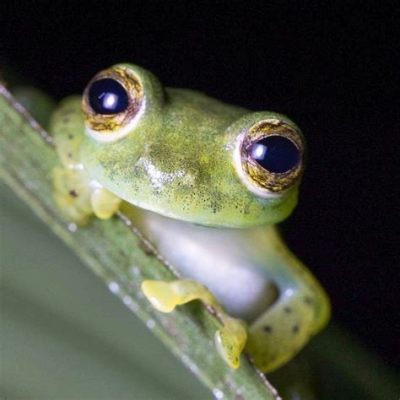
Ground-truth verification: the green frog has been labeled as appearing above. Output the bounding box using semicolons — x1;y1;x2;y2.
49;63;330;372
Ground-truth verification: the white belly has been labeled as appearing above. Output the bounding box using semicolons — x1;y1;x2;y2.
128;207;278;321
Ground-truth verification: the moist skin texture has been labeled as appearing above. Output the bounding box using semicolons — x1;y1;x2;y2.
50;63;330;372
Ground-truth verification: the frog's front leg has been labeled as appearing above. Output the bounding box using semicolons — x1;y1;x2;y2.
50;96;121;224
142;279;247;368
52;166;121;224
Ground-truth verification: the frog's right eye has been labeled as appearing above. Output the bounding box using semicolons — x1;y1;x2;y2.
83;66;144;142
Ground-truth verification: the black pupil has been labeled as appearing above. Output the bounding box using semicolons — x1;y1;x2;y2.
249;136;300;173
88;78;129;114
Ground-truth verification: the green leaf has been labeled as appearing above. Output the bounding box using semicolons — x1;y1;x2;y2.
0;85;280;399
2;84;399;400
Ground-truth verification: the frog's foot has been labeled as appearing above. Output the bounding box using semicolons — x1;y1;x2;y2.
214;316;247;368
141;279;247;369
52;166;121;225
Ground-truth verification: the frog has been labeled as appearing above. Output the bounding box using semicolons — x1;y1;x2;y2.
48;63;330;372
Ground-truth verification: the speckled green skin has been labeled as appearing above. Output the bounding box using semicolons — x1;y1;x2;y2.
49;63;330;372
79;64;299;228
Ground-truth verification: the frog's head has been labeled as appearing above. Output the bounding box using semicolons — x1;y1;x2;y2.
80;63;306;228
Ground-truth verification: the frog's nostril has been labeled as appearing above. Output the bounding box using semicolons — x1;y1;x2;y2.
88;78;129;115
249;136;300;174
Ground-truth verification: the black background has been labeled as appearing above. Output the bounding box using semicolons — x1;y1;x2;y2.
1;1;399;367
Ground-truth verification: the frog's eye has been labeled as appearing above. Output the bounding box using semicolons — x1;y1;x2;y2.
82;66;144;142
237;119;305;197
88;78;129;115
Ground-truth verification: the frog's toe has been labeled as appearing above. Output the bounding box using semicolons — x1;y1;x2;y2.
90;188;121;219
215;330;240;368
142;279;249;369
214;321;247;369
141;280;180;312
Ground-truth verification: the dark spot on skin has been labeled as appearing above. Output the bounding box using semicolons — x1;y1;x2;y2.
243;203;251;215
69;189;78;198
284;306;292;314
263;325;272;333
292;324;299;334
304;296;314;306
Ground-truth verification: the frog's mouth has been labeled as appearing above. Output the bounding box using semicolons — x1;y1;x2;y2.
122;203;280;322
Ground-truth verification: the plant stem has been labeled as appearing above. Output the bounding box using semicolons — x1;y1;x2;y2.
0;84;279;400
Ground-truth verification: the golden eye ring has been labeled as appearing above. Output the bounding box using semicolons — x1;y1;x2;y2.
238;119;305;197
82;66;144;141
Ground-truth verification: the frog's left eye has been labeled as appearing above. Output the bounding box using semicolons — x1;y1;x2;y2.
83;66;144;142
248;136;300;174
88;78;129;115
236;119;305;197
